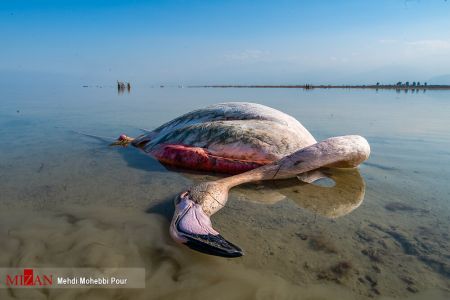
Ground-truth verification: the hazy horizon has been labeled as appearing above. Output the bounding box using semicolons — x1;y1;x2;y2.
2;0;450;86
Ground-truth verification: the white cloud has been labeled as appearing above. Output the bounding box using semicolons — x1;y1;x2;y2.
378;39;398;44
223;50;271;62
406;39;450;51
378;39;450;51
329;56;349;63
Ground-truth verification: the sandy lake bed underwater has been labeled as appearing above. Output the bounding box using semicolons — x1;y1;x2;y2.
0;85;449;299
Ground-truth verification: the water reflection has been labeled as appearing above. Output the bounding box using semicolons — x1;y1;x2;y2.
144;161;365;221
279;168;364;218
395;88;427;93
235;168;365;218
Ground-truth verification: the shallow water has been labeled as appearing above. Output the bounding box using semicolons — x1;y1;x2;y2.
0;85;449;299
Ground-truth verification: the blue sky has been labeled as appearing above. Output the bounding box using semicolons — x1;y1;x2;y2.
1;0;450;84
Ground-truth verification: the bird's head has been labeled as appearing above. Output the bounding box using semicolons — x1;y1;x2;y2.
169;183;243;258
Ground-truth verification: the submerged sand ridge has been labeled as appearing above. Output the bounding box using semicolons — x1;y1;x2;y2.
0;203;448;300
0;207;360;300
0;198;448;300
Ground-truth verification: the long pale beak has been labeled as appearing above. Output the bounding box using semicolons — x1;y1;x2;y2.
170;192;243;258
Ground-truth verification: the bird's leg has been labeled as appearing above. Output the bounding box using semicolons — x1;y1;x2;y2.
110;134;135;147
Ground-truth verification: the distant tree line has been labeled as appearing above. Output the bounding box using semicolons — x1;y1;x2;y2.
394;81;427;87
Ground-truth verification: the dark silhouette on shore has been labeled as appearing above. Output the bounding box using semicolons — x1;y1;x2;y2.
117;81;131;94
190;82;450;91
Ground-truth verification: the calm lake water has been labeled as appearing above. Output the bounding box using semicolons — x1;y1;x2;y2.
0;85;449;299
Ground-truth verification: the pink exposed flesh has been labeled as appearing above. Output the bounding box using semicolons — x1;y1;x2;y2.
150;144;272;174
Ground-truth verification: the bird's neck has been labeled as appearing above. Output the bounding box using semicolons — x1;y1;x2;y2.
217;135;370;188
217;163;283;188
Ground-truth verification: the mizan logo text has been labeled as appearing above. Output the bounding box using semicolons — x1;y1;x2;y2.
6;269;53;287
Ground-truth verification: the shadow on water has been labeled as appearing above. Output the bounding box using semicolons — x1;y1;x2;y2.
364;161;397;171
116;146;168;173
145;195;175;221
74;130;168;173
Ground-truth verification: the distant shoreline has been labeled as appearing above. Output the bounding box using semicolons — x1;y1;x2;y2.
188;84;450;90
